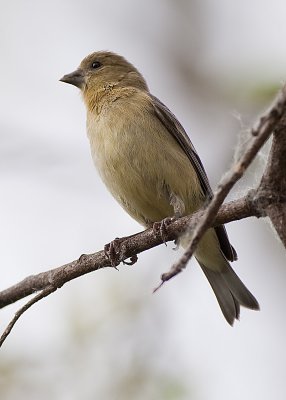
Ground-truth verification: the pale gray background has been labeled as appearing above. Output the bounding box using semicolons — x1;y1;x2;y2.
1;1;286;399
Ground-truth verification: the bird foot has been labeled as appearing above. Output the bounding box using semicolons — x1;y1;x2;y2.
104;237;139;268
104;237;122;268
153;217;175;245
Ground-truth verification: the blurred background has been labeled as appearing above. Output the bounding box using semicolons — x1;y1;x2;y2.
1;1;286;399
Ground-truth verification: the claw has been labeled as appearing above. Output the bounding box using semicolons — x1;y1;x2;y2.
78;253;88;263
172;238;180;251
123;255;138;265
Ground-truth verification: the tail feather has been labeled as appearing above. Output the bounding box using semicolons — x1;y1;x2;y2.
198;260;259;325
219;263;260;310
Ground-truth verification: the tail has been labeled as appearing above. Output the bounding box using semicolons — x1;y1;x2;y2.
188;227;259;325
197;259;259;325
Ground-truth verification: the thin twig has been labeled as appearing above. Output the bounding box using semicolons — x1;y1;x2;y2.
0;285;56;348
158;89;286;286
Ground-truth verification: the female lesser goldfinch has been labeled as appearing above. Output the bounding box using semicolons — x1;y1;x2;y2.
60;51;259;324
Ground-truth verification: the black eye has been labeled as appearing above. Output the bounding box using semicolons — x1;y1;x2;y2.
91;61;101;69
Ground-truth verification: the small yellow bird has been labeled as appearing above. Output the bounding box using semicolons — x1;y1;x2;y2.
60;51;259;324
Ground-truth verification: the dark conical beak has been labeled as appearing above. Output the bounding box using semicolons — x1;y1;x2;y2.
59;69;85;89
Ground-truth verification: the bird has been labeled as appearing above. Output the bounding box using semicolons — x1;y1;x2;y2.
60;51;259;324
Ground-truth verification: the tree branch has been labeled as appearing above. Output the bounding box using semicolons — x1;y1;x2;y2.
0;194;261;348
0;286;56;347
257;108;286;245
0;194;259;311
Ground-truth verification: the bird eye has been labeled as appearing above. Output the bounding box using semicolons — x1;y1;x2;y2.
91;61;101;69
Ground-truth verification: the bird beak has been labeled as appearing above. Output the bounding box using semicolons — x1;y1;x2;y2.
59;69;85;89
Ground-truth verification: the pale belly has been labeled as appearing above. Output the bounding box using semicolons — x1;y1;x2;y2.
87;110;203;227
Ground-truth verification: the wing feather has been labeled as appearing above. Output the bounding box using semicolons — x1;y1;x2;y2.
151;95;237;262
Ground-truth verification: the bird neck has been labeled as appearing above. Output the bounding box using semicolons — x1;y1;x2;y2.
82;84;122;115
82;70;148;115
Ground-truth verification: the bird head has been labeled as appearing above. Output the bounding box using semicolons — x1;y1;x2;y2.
60;51;148;95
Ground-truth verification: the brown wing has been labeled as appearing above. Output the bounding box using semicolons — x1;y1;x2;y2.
151;95;237;262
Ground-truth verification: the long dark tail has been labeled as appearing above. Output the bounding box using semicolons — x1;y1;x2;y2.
198;260;260;325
